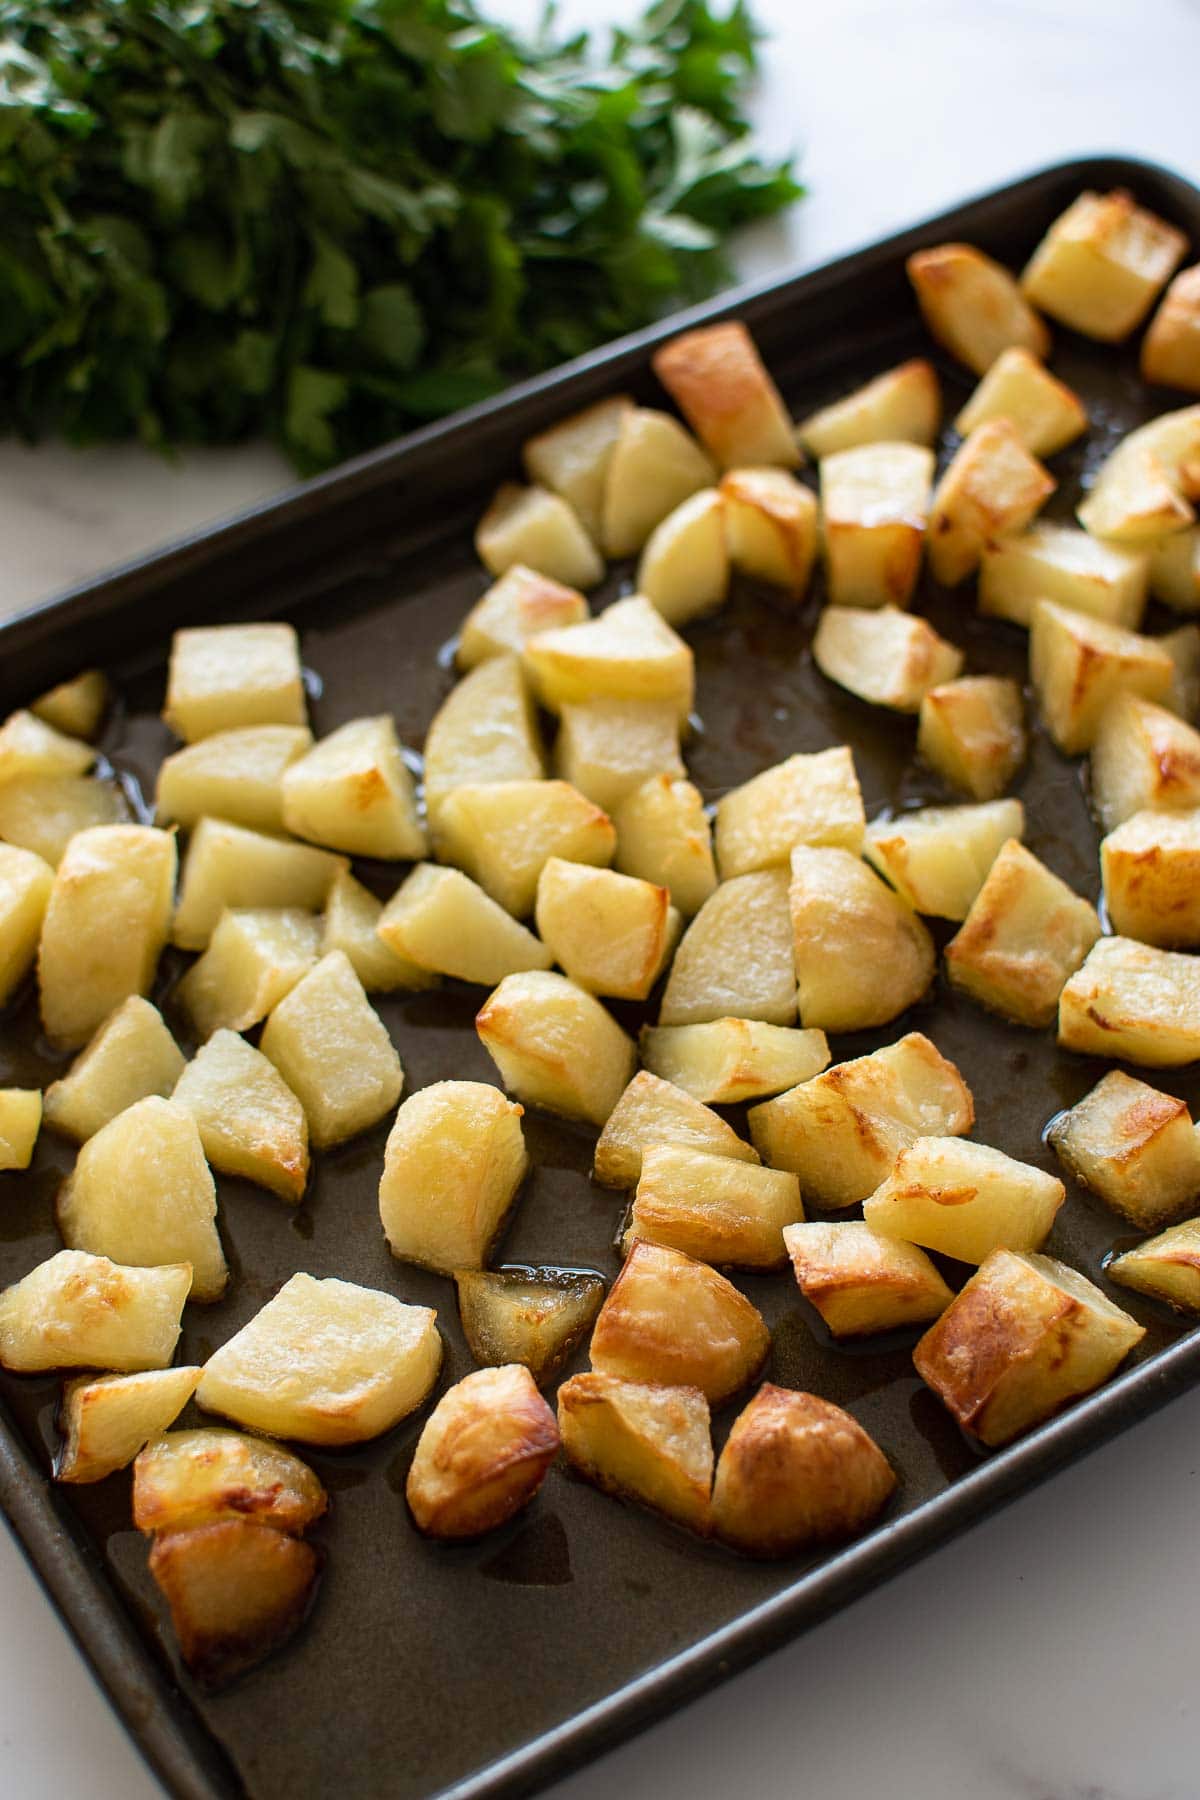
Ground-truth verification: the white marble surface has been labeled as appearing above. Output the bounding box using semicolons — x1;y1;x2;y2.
2;1;1199;1796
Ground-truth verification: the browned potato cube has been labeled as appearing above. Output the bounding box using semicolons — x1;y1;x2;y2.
625;1145;802;1270
639;1018;829;1105
260;951;403;1149
155;725;312;834
715;746;864;878
523;395;632;542
280;716;426;860
954;347;1088;457
379;1080;528;1273
1030;602;1176;755
796;358;941;457
908;242;1051;373
613;774;717;916
1047;1069;1200;1230
927;420;1055;587
1021;189;1187;341
43;996;185;1143
524;594;694;724
457;565;588;670
436;778;614;918
593;1070;759;1190
1101;807;1200;947
148;1519;320;1686
820;442;935;609
377;864;552;986
636;489;729;627
163;623;306;743
652;321;799;469
589;1241;769;1404
789;844;934;1032
133;1427;327;1536
406;1365;559;1539
556;1372;712;1533
813;605;963;712
978;522;1149;631
659;868;796;1026
56;1367;201;1485
474;481;603;590
554;698;682;813
0;842;53;1005
31;669;110;741
864;799;1024;922
476;971;635;1127
720;467;818;598
535;859;677;1001
1091;693;1200;833
173;1030;309;1205
455;1267;605;1386
1107;1219;1200;1312
863;1136;1064;1264
945;839;1102;1028
601;408;717;558
0;1250;191;1374
917;676;1026;801
423;653;544;835
1142;265;1200;393
1058;935;1200;1066
784;1220;952;1337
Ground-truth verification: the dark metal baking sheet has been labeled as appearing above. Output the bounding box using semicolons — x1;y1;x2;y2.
2;153;1200;1800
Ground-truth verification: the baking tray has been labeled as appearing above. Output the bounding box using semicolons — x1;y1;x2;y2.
2;152;1200;1800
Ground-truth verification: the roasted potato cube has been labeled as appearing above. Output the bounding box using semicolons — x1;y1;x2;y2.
636;489;729;626
524;594;694;724
652;321;798;470
458;565;589;670
322;868;436;994
163;623;306;743
813;605;963;712
377;863;552;985
1149;527;1200;612
819;442;935;609
176;906;322;1039
380;1080;527;1273
39;824;176;1048
557;1372;712;1533
710;1385;895;1556
601;407;718;557
0;708;95;782
43;997;184;1143
1077;405;1200;541
1058;935;1200;1066
789;845;934;1033
1047;1069;1200;1229
406;1365;559;1539
523;395;633;542
133;1427;327;1535
423;653;544;834
197;1271;441;1445
148;1519;320;1687
435;778;614;918
659;868;796;1025
173;1030;309;1204
863;1136;1064;1264
31;669;110;741
613;775;717;916
1030;601;1176;756
455;1267;605;1386
748;1031;974;1211
784;1220;952;1337
0;1250;190;1373
0;842;53;1005
625;1145;802;1270
954;347;1088;456
978;522;1148;631
927;420;1055;587
534;859;678;1001
593;1070;759;1190
719;467;818;598
909;241;1050;373
172;817;344;952
0;1089;40;1170
715;746;864;878
57;1366;201;1485
864;798;1024;921
475;481;603;590
1021;189;1187;341
476;971;635;1127
639;1018;829;1105
554;698;683;813
1091;693;1200;832
796;358;941;457
917;676;1026;801
589;1240;768;1404
1108;1219;1200;1312
259;950;403;1149
155;725;312;834
945;839;1102;1028
1101;807;1200;946
280;716;426;860
1142;265;1200;393
914;1248;1145;1447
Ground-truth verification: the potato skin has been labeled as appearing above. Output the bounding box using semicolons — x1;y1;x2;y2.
149;1518;320;1688
406;1365;560;1539
710;1385;895;1557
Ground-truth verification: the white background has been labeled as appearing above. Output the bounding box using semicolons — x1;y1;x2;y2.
3;1;1200;1795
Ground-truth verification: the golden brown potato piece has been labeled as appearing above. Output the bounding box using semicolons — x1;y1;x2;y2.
259;950;403;1150
927;420;1055;588
908;242;1051;373
710;1385;895;1557
600;408;717;558
322;868;436;995
812;605;963;713
625;1145;802;1270
553;697;682;814
914;1248;1145;1447
476;971;636;1127
1047;1069;1200;1230
1031;602;1176;756
863;1136;1064;1265
458;565;589;669
31;669;110;741
57;1367;201;1485
406;1365;560;1540
377;863;552;987
379;1080;528;1274
524;594;694;724
1142;265;1200;393
1108;1218;1200;1312
652;321;799;470
917;676;1026;802
1091;692;1200;834
589;1241;769;1404
149;1519;320;1687
639;1018;829;1105
714;746;864;879
155;724;313;835
435;778;615;919
455;1267;605;1386
659;868;796;1027
720;467;818;598
163;623;307;743
978;522;1149;631
954;347;1087;457
523;395;632;542
864;799;1023;923
0;842;53;1006
1101;807;1200;947
134;1428;327;1536
557;1372;712;1533
0;1250;191;1374
175;906;322;1040
796;358;940;457
171;817;344;952
1021;189;1187;341
534;859;678;1001
475;481;604;590
784;1221;952;1338
1077;406;1200;542
592;1069;759;1190
613;774;717;917
43;998;185;1143
789;844;934;1033
1057;935;1200;1066
819;442;935;610
280;716;426;861
172;1030;309;1205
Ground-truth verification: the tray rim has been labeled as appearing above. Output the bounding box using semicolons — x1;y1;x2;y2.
3;148;1200;1800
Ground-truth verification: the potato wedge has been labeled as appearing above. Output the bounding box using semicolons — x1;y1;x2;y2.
377;863;552;985
1047;1069;1200;1230
719;467;818;598
423;653;544;834
175;906;322;1039
863;1136;1064;1264
553;698;682;813
458;565;589;671
155;725;313;834
31;669;110;741
593;1069;759;1190
281;716;426;860
0;773;125;868
978;522;1149;631
908;241;1050;373
476;970;635;1127
659;868;796;1026
57;1367;201;1485
1101;807;1200;947
625;1145;802;1270
173;1030;309;1204
435;778;614;918
322;869;436;994
379;1080;528;1273
1058;935;1200;1066
259;950;403;1149
1030;601;1177;756
1021;189;1187;341
535;859;678;1001
163;623;306;743
133;1427;327;1535
796;358;940;457
819;442;935;608
589;1241;768;1404
715;746;864;878
652;321;798;470
613;774;717;916
171;818;344;952
557;1372;712;1533
475;481;603;590
864;799;1023;922
639;1018;829;1105
1091;693;1200;833
813;605;963;712
601;407;717;557
1142;264;1200;393
636;489;729;626
927;420;1055;587
406;1365;559;1539
0;1250;190;1373
0;709;95;782
917;676;1026;801
789;844;934;1032
455;1267;605;1386
784;1220;952;1337
523;395;632;543
524;594;694;723
148;1519;320;1686
43;997;185;1143
1108;1219;1200;1312
0;1089;41;1170
0;842;53;1005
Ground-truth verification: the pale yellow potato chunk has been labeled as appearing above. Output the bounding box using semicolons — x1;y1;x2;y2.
954;347;1088;456
813;605;963;712
1078;406;1200;541
155;726;312;834
1149;527;1200;611
864;798;1024;922
0;709;95;782
927;420;1055;587
1164;621;1200;716
1047;1069;1200;1230
784;1220;952;1337
636;489;729;626
58;1096;227;1302
625;1144;802;1270
57;1366;201;1485
1021;189;1187;341
534;859;677;1001
917;676;1027;801
523;395;633;542
31;669;110;741
1108;1219;1200;1313
476;970;635;1127
914;1249;1144;1447
557;1372;712;1533
423;653;544;835
659;868;796;1026
475;481;603;590
457;565;588;670
715;745;864;877
173;1030;309;1204
1030;601;1176;756
652;321;798;470
820;442;935;609
259;951;402;1149
864;1136;1064;1265
0;1250;190;1373
601;407;718;557
1142;265;1200;393
720;467;818;598
945;839;1102;1028
322;868;436;994
148;1517;319;1687
455;1268;605;1388
524;594;694;723
0;842;52;1004
43;997;184;1143
589;1240;769;1404
133;1427;327;1536
197;1273;441;1447
592;1070;759;1190
909;242;1050;374
639;1018;829;1104
435;778;614;917
613;775;716;916
172;818;344;952
377;863;551;985
554;698;682;813
280;716;426;860
39;825;176;1048
978;522;1149;631
380;1080;527;1273
176;907;322;1039
0;773;125;867
748;1031;974;1211
406;1364;559;1539
796;358;941;457
0;1090;41;1170
163;623;306;743
1101;807;1200;947
1091;693;1200;833
1058;935;1200;1066
790;844;934;1032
